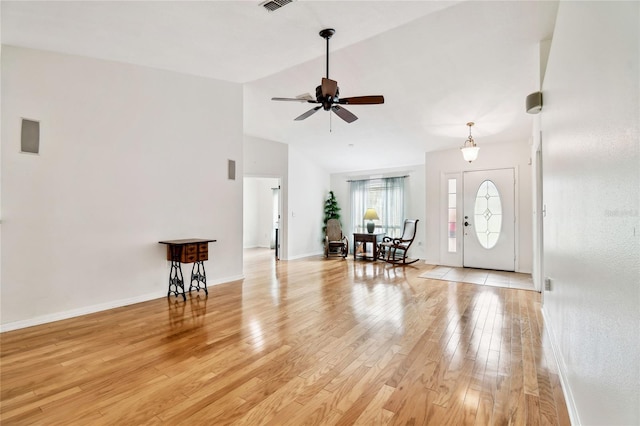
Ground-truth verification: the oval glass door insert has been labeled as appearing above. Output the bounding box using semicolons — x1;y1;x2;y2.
474;180;502;249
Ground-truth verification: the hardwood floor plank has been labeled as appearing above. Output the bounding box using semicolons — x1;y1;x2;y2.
388;387;438;425
352;384;395;425
526;393;542;426
0;249;571;425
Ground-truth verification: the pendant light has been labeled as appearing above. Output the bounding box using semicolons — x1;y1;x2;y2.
460;122;479;163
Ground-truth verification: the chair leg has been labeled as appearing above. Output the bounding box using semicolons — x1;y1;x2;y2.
383;248;419;265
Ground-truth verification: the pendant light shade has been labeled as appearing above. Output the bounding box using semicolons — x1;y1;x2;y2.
460;122;479;163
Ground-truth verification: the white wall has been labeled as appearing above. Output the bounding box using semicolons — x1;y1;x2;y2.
243;136;329;260
425;140;533;272
330;165;426;260
243;178;259;248
243;135;288;258
287;145;329;259
1;46;244;330
541;2;639;425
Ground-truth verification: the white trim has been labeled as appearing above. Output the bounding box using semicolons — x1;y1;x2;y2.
1;291;163;332
209;274;245;285
286;251;324;261
542;307;581;426
514;165;521;272
0;275;245;333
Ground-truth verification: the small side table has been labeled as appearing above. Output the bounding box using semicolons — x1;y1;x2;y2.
159;239;216;300
353;232;385;261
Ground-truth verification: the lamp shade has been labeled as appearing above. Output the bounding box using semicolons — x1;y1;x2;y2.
461;146;480;162
460;122;479;162
363;208;379;221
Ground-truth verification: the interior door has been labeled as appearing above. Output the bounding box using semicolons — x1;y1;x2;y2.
463;168;515;271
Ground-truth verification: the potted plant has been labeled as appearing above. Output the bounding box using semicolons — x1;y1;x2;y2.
323;191;343;254
323;190;341;234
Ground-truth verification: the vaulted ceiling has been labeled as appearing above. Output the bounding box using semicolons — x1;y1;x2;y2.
1;1;558;173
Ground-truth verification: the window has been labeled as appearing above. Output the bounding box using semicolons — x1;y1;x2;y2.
350;177;406;237
474;180;503;249
447;178;457;252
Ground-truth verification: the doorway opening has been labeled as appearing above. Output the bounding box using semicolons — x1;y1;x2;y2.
243;177;281;260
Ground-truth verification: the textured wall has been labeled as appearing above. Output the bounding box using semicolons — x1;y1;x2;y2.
542;2;639;424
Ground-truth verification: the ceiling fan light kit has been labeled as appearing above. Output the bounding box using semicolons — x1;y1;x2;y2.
272;28;384;123
460;122;480;163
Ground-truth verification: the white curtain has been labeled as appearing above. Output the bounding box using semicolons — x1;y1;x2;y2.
350;177;406;238
350;179;369;234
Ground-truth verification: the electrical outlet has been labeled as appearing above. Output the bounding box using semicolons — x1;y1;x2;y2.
544;277;552;291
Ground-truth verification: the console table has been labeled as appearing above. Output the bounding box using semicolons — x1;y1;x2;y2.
158;238;216;300
353;232;385;261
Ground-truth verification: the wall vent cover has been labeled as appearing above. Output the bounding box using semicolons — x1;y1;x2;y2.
259;0;293;12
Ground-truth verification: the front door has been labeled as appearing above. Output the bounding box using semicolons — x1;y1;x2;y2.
463;168;515;271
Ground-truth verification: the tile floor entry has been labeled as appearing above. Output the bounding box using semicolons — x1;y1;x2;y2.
419;264;536;291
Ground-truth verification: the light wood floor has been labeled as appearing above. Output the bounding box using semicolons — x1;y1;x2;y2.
1;249;570;425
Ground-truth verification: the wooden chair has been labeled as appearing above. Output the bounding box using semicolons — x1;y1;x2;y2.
324;219;348;258
379;219;419;265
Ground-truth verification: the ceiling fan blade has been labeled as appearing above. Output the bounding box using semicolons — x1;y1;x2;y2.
331;105;358;123
321;78;338;98
339;95;385;105
272;97;317;103
294;106;322;121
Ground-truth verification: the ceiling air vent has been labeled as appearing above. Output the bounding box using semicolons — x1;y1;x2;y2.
260;0;293;13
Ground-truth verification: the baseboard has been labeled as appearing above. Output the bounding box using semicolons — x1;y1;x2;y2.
286;251;324;261
541;307;581;425
0;274;246;333
0;290;165;333
209;274;245;285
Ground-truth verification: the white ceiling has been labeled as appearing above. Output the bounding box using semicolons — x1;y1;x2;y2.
1;0;559;173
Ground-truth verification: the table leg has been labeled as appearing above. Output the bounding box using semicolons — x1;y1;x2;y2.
189;261;208;295
167;259;186;301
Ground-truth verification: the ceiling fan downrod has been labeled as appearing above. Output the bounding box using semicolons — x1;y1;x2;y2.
319;28;335;79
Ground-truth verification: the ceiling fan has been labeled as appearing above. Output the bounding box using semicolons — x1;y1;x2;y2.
271;28;384;123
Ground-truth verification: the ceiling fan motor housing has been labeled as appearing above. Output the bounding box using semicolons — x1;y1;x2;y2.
316;85;339;110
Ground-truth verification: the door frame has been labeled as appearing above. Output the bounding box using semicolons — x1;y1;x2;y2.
439;166;522;272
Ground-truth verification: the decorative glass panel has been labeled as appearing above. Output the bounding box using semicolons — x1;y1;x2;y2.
447;178;457;253
474;180;502;249
448;179;456;193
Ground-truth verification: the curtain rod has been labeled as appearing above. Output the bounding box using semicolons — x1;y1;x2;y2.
346;175;409;183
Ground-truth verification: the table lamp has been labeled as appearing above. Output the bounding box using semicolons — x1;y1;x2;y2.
363;208;379;233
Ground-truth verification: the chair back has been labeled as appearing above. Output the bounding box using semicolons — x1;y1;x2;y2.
400;219;418;242
326;219;343;241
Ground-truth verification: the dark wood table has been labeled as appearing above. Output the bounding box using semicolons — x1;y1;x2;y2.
159;238;216;300
353;232;385;261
